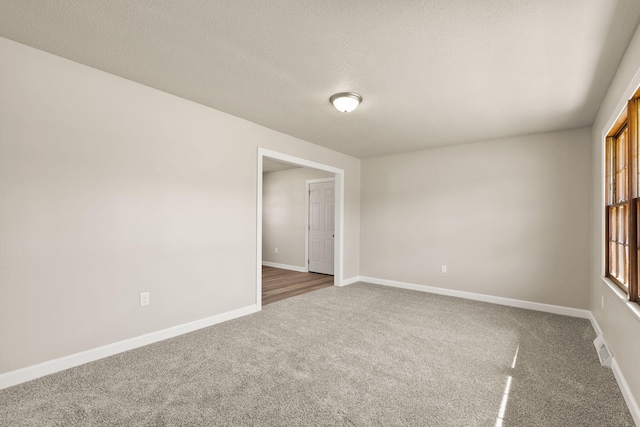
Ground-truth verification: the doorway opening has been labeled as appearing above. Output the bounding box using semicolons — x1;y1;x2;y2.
257;148;344;311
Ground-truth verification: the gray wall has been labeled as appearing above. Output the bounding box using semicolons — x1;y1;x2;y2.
0;37;360;375
262;168;333;268
361;128;592;309
590;22;640;411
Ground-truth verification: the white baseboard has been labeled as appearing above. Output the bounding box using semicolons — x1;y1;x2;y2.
590;315;640;426
262;261;307;273
359;276;591;319
0;304;258;391
589;312;604;336
339;276;361;287
612;357;640;425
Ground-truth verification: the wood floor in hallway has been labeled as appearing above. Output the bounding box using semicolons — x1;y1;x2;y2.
262;266;334;305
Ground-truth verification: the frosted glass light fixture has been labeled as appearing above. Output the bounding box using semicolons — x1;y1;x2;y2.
330;92;362;113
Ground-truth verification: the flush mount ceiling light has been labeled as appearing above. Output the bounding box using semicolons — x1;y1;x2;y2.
330;92;362;113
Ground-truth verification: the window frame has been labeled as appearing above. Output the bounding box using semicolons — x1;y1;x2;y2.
605;90;640;304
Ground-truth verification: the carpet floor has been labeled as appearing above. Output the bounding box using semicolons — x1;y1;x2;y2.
0;283;634;426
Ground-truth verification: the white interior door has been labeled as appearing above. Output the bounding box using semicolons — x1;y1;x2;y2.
308;180;335;275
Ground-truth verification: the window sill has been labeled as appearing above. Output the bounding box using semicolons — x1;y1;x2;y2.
600;276;640;324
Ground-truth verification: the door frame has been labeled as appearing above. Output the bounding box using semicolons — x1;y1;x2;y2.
257;148;345;311
306;177;336;274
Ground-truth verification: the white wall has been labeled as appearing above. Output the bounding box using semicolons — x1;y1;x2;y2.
262;168;333;268
0;37;360;375
590;23;640;415
361;128;592;309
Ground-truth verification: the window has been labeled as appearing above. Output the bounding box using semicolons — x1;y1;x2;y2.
605;89;640;304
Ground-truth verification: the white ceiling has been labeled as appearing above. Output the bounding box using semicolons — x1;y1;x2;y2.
1;1;639;158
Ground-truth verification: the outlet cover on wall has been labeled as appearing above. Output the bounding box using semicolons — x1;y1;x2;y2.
275;248;278;253
140;292;150;306
441;265;447;273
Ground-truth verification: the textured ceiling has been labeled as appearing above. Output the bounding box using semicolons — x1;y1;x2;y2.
1;1;640;158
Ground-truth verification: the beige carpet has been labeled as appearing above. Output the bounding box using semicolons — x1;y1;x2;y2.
0;283;634;426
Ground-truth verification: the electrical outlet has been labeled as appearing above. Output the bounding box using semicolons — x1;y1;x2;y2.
140;292;150;306
441;265;447;273
275;248;278;253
